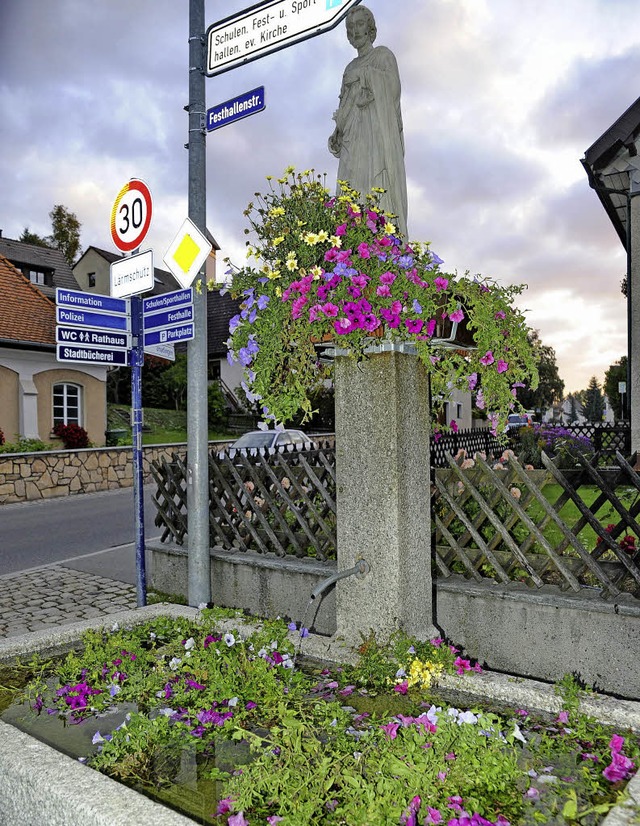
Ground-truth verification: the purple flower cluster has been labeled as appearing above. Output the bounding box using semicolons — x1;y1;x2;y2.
400;793;510;826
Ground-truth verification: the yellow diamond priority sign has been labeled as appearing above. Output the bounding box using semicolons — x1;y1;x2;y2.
163;217;212;289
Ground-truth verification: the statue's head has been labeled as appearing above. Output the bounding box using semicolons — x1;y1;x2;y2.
346;5;377;47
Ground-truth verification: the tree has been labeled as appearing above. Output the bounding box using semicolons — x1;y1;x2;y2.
515;330;564;417
604;357;627;421
583;376;605;423
48;204;82;265
19;228;51;248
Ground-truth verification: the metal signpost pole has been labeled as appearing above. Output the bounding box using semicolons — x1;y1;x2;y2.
130;295;147;606
186;0;211;606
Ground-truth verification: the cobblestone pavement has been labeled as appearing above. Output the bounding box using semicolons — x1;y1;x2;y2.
0;565;137;638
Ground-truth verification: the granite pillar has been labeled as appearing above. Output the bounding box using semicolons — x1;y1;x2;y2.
334;350;438;644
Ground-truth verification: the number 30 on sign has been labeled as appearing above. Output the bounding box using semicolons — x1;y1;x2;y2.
110;179;153;253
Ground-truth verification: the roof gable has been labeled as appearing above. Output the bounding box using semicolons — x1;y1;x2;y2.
0;236;79;298
0;254;56;346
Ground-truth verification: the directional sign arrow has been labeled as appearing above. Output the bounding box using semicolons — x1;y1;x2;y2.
206;0;362;77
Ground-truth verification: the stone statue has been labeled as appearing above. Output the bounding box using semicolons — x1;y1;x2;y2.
328;5;408;238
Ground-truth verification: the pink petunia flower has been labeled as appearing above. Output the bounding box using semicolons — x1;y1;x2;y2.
496;359;508;373
480;351;494;366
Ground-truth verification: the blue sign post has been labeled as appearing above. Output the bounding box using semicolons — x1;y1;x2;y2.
130;296;147;608
206;86;265;131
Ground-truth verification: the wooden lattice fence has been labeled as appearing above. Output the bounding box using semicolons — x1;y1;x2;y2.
151;444;640;600
151;443;337;560
434;450;640;598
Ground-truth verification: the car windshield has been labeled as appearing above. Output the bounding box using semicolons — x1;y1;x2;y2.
231;432;275;450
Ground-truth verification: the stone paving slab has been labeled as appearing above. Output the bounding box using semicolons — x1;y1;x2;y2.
0;565;137;638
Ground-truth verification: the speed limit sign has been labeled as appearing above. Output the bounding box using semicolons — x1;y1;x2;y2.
110;179;153;253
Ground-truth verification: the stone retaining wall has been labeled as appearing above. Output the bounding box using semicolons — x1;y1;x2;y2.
0;443;212;504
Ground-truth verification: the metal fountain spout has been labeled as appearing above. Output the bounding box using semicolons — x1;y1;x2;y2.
309;559;370;601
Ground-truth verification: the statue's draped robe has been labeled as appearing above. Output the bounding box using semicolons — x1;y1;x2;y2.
332;45;408;238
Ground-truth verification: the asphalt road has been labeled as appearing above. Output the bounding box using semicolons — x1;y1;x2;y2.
0;485;161;577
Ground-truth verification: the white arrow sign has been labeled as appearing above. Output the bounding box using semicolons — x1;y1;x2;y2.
206;0;362;77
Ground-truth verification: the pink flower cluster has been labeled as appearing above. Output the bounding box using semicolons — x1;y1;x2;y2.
400;793;510;826
280;209;454;341
603;734;635;783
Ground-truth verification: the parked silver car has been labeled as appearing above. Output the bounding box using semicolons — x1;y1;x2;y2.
227;429;315;456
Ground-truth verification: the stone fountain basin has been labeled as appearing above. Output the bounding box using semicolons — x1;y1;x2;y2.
0;604;638;826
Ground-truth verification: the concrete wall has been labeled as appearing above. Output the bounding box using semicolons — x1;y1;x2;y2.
149;543;337;635
148;544;640;699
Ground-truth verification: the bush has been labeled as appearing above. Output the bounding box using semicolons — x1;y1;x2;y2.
53;422;90;449
523;425;593;469
208;382;229;430
0;437;53;454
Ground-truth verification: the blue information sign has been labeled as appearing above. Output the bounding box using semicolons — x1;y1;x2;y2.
206;86;265;132
57;306;130;332
56;288;128;315
144;323;195;347
144;304;194;331
56;344;130;366
143;287;193;315
56;326;130;349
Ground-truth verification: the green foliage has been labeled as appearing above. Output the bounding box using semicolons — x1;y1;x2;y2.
226;168;538;431
48;204;82;265
0;436;53;454
15;612;639;826
583;376;605;424
19;228;51;248
604;357;627;421
207;381;228;429
516;329;565;416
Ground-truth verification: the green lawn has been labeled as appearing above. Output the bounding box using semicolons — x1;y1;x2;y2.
106;404;236;445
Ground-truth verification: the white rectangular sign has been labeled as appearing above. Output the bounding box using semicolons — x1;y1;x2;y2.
206;0;362;77
110;249;155;299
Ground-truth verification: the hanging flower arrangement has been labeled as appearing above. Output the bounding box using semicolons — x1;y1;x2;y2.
223;168;538;433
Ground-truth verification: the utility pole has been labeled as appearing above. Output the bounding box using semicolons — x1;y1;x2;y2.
186;0;211;606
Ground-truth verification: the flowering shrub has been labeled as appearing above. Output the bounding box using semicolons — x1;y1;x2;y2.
53;422;90;449
225;169;538;432
532;425;593;468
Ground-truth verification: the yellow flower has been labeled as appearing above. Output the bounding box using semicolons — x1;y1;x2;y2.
273;236;285;246
269;206;285;217
285;253;298;271
384;222;396;235
302;231;319;245
330;235;342;248
275;286;282;297
406;658;444;689
285;165;295;175
267;269;281;280
310;266;323;280
316;230;329;242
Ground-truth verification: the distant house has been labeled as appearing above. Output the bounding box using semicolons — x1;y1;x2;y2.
73;246;176;297
0;233;78;302
0;254;107;445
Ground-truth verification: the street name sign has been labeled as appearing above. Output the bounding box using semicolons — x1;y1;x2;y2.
144;342;176;361
144;304;194;331
206;0;362;76
163;218;212;289
143;324;195;347
56;344;130;366
56;326;130;350
110;249;155;299
110;179;153;253
207;86;265;131
56;288;128;315
56;306;130;332
143;288;193;315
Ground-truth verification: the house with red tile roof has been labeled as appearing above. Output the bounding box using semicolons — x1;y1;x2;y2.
0;254;107;445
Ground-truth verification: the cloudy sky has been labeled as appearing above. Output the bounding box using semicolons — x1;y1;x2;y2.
2;0;639;393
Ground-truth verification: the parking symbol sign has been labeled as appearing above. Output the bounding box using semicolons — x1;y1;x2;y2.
160;331;167;342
